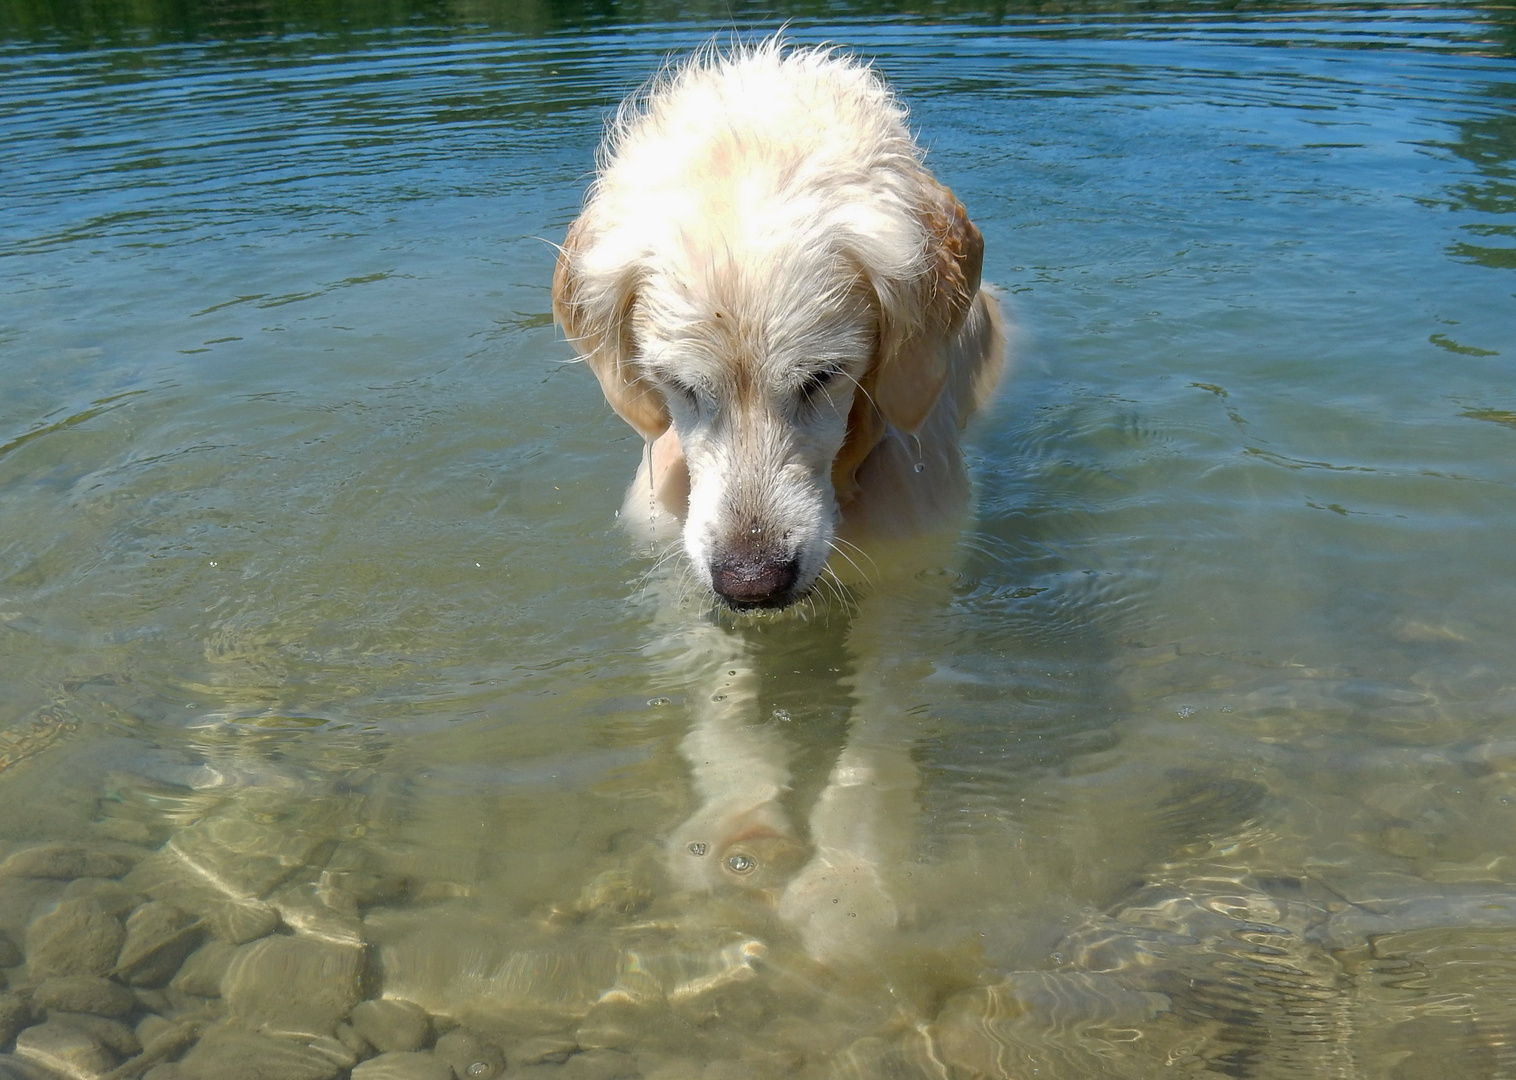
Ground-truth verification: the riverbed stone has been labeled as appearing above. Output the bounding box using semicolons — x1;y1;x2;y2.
176;1025;347;1080
13;1018;123;1078
350;1051;453;1080
565;1048;640;1080
0;1055;49;1080
169;941;235;998
335;1021;374;1058
513;1034;579;1065
204;899;281;945
49;1012;140;1056
0;844;138;882
433;1029;506;1080
141;1066;188;1080
33;975;137;1019
116;902;205;987
348;998;431;1054
267;883;363;947
0;931;21;968
135;816;329;903
25;897;126;977
222;936;363;1038
0;879;65;939
0;993;29;1046
119;1019;206;1077
60;879;146;917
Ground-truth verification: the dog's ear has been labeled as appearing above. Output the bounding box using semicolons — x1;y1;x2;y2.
552;216;670;441
871;178;984;434
830;363;886;507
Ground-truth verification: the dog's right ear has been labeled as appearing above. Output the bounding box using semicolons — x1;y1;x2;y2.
552;216;670;442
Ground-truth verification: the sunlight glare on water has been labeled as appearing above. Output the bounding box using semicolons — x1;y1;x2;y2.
1;2;1514;1077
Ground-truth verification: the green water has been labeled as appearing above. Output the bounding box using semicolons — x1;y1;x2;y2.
1;1;1515;1076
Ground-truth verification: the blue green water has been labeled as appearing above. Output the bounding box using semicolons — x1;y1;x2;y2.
2;2;1515;1076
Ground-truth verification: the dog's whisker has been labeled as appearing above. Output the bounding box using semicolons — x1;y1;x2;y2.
824;538;874;587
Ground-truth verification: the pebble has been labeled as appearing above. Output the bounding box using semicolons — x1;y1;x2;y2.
204;900;280;946
13;1018;123;1078
169;941;235;998
33;976;137;1019
123;1018;206;1075
51;1011;140;1056
142;1065;188;1080
0;993;28;1046
60;880;146;917
25;898;126;978
334;1022;374;1059
576;1000;647;1052
350;1051;454;1080
565;1049;640;1080
0;879;65;940
513;1034;579;1065
175;1025;348;1080
116;902;205;987
0;1057;48;1080
0;844;137;882
221;936;363;1039
348;998;432;1054
433;1029;506;1080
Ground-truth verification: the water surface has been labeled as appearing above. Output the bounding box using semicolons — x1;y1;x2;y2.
2;2;1515;1077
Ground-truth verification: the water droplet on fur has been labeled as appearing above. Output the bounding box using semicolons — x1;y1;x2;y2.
648;697;671;707
726;853;756;874
688;842;708;857
914;462;925;473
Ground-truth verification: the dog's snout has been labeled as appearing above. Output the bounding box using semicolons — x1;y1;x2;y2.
710;552;800;609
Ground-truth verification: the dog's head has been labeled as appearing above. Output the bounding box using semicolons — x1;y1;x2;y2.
552;50;983;610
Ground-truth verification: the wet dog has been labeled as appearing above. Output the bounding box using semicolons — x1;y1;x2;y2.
553;38;1004;611
553;38;1006;963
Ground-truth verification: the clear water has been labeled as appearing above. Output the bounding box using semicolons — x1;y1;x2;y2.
1;1;1514;1075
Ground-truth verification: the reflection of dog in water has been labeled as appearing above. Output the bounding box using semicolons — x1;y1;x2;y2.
552;38;1005;962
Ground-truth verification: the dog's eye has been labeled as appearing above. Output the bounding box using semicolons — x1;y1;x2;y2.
659;378;700;407
798;365;844;403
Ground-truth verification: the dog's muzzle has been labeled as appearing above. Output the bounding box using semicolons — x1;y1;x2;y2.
709;551;801;609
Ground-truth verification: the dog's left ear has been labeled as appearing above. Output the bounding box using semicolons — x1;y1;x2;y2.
872;178;984;434
552;215;671;442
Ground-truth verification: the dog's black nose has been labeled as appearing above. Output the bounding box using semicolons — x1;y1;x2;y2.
710;554;800;609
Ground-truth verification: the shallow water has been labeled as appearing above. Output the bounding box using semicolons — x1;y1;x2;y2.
1;1;1514;1077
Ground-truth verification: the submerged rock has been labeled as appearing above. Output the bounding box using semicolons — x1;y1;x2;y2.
432;1029;506;1080
203;900;280;946
25;898;126;978
115;902;204;987
221;936;363;1039
0;844;139;882
33;976;137;1019
0;993;29;1047
175;1025;349;1080
13;1018;124;1078
347;998;431;1054
169;941;236;999
350;1051;453;1080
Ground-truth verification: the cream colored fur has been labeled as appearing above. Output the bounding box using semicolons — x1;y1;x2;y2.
554;38;1004;609
552;39;1007;965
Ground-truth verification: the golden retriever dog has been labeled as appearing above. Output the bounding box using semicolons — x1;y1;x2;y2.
552;39;1006;962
